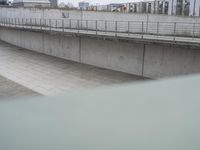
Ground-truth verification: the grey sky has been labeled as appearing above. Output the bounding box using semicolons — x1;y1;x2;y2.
58;0;132;6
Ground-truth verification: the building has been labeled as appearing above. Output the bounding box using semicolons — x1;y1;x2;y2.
0;0;8;5
49;0;57;7
79;1;89;10
168;0;198;16
13;0;51;7
107;3;126;12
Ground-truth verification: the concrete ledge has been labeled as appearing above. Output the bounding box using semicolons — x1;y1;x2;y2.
1;26;200;49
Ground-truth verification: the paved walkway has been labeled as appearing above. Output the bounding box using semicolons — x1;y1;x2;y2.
2;24;200;45
0;41;144;97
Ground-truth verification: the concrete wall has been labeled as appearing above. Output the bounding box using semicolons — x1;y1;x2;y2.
0;27;200;78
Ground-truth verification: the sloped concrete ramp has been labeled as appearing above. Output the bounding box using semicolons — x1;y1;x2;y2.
0;41;144;97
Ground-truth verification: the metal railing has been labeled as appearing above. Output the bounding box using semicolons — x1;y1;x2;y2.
0;18;200;41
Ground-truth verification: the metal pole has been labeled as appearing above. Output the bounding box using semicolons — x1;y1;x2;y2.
30;18;32;29
193;23;195;39
115;21;117;36
26;18;28;28
56;19;57;29
173;22;176;41
22;18;24;28
69;19;72;30
62;19;64;32
146;13;149;33
128;21;130;35
105;20;107;34
86;20;88;32
142;21;144;39
78;20;79;33
96;20;98;35
40;19;42;30
49;19;51;31
157;22;159;35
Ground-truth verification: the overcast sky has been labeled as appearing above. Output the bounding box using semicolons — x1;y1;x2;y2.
58;0;133;6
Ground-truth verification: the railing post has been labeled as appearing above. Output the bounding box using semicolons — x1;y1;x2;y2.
62;19;64;32
115;21;117;36
49;19;51;31
15;18;16;27
26;18;28;28
157;22;159;36
30;18;32;29
86;20;88;32
69;19;72;30
173;22;176;41
128;21;130;35
56;19;57;29
22;18;24;28
193;23;195;39
40;19;42;30
44;19;46;28
77;20;79;33
142;21;144;39
96;20;98;35
105;20;107;34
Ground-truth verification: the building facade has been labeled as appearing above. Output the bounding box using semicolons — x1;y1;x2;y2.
49;0;57;7
0;0;8;5
168;0;199;16
13;0;51;7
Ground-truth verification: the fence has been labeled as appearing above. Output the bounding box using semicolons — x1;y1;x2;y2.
0;18;200;39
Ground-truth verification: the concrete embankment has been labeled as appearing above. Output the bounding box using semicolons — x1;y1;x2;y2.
0;27;200;78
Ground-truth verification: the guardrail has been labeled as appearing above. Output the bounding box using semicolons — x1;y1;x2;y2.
0;18;200;41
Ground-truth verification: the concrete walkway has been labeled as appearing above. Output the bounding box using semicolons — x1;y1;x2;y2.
0;41;144;96
2;24;200;45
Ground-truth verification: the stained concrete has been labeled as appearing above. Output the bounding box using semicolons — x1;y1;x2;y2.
0;41;144;96
0;27;200;78
81;38;144;76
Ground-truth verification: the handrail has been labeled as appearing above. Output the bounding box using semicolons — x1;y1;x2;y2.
0;17;200;42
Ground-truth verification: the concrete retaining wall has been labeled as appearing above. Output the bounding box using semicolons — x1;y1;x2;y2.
0;27;200;78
